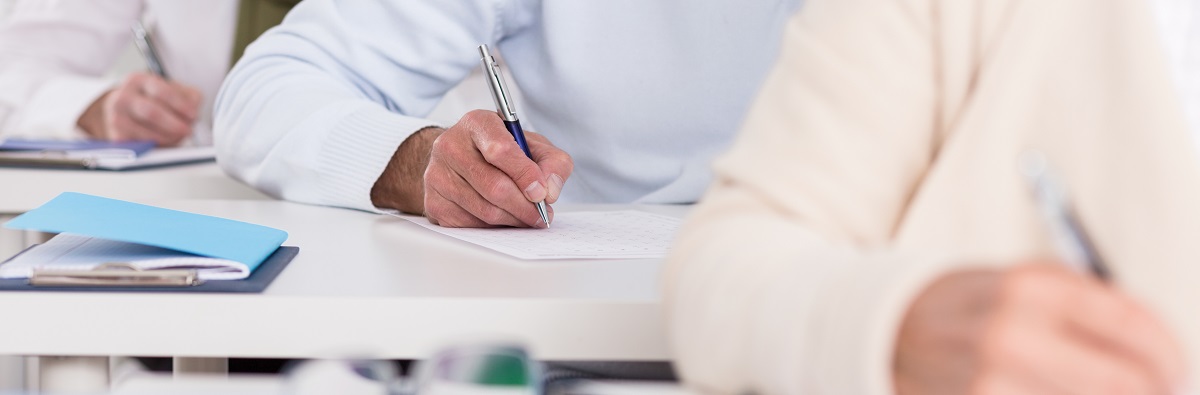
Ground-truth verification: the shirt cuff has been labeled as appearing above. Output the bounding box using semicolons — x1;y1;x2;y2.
13;75;115;140
316;106;439;213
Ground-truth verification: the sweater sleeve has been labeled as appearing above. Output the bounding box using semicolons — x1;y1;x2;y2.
663;0;959;393
213;0;530;212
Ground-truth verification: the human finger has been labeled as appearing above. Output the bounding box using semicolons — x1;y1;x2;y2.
424;185;491;228
463;110;548;204
437;121;546;227
1062;278;1186;390
441;168;529;227
106;104;179;146
132;73;200;122
121;95;193;144
525;132;572;204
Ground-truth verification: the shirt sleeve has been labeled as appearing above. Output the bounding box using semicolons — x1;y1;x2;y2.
213;0;531;212
662;0;961;393
0;0;140;140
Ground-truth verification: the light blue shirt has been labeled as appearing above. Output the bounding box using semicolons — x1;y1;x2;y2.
215;0;803;211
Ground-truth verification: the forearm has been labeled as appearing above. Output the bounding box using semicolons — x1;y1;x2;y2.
213;0;496;211
371;126;444;214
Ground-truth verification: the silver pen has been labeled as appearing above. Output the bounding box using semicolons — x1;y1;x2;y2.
478;44;551;227
1021;152;1110;280
132;22;168;78
1022;151;1196;395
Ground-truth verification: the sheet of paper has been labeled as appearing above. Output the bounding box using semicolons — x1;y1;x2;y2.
0;234;248;280
398;210;682;260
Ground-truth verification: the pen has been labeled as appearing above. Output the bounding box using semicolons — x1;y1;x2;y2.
478;44;551;227
132;22;169;79
1020;152;1110;280
1022;152;1196;395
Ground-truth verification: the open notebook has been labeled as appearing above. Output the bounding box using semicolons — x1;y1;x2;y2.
0;234;253;281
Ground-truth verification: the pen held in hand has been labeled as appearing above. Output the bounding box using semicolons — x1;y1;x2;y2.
1020;151;1197;395
132;22;169;79
1020;151;1111;280
478;44;551;228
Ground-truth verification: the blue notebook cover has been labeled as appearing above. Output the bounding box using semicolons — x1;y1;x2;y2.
0;139;155;156
2;193;288;270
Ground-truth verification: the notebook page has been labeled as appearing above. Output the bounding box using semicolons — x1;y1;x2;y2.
0;234;249;280
397;211;682;260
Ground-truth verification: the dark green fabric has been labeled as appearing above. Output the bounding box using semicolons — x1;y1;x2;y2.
231;0;301;68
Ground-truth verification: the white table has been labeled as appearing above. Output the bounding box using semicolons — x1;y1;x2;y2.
0;200;680;363
0;163;268;214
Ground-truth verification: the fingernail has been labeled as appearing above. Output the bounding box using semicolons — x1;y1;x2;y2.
523;181;546;202
548;174;564;202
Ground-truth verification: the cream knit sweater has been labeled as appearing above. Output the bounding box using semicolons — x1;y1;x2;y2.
665;0;1200;393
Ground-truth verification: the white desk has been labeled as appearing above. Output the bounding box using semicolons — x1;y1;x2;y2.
0;163;268;214
0;200;680;362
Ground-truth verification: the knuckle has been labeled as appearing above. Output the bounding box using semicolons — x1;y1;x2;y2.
481;178;513;203
478;205;508;225
429;134;452;155
464;109;495;124
480;140;517;160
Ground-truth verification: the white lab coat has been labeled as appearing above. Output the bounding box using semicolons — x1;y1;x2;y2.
0;0;238;144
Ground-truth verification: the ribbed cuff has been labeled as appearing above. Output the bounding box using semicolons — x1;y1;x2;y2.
317;106;438;212
16;75;114;140
804;251;961;395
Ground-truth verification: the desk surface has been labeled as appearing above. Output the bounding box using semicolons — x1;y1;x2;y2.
0;163;268;214
0;200;684;361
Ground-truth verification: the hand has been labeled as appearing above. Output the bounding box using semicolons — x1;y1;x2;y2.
894;263;1186;395
422;110;573;228
77;72;202;146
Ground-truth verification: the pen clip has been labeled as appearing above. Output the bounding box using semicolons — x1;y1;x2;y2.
30;262;202;287
478;44;519;122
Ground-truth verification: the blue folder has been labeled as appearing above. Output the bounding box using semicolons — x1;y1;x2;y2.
0;193;294;292
4;192;287;269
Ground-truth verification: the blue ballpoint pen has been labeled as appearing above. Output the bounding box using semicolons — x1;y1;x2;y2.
478;44;551;227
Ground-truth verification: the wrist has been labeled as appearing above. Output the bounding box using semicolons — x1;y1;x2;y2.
76;91;112;139
370;126;444;213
